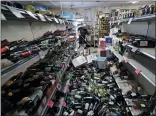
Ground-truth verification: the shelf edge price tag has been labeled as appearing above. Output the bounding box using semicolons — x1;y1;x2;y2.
7;6;25;18
131;46;138;52
45;15;52;21
38;14;46;21
54;17;59;23
62;102;67;107
128;18;133;24
26;11;38;19
135;68;141;74
48;100;54;108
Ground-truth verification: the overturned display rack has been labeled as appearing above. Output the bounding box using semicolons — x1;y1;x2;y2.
1;4;73;24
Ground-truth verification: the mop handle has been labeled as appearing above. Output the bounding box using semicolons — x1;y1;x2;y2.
79;34;92;47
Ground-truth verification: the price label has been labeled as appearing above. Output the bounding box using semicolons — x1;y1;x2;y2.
48;100;54;108
62;102;67;107
8;7;24;18
26;11;38;19
128;18;133;24
140;41;148;46
54;17;59;23
135;68;141;74
45;15;52;21
1;13;6;20
38;14;46;21
131;47;138;52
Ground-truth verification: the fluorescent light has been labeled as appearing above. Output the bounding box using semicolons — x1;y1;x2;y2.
131;1;139;4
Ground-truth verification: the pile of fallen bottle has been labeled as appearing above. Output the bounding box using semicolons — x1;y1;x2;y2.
59;64;130;116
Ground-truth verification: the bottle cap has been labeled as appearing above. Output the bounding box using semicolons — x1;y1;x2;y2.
8;92;13;96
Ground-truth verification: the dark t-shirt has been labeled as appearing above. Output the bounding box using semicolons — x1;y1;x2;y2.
78;27;89;44
78;27;89;36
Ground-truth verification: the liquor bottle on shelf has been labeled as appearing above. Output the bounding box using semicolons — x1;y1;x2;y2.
12;87;44;115
132;36;156;48
1;38;26;54
1;39;9;48
2;72;23;90
47;106;60;115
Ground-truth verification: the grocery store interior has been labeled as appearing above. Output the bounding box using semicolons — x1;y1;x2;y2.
1;0;156;116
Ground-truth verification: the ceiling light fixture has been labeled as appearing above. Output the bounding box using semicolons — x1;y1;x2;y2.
131;1;139;4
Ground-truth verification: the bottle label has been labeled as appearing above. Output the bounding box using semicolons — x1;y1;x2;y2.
85;103;89;110
140;41;148;46
131;92;137;97
77;109;83;114
75;95;81;99
24;83;30;87
140;104;146;107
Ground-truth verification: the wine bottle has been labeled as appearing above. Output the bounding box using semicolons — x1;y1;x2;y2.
47;106;60;115
12;88;43;115
2;72;23;90
16;87;43;106
2;86;37;104
1;38;26;54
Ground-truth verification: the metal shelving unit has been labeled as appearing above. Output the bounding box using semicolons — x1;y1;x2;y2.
109;46;155;95
36;49;74;116
110;14;155;24
127;45;155;60
1;50;48;85
36;79;59;116
1;4;73;25
56;79;70;116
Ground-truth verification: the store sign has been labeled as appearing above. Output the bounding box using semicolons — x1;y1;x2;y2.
59;14;73;20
